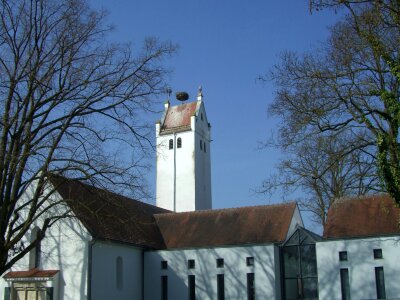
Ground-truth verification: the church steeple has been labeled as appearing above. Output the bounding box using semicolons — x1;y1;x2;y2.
155;88;212;212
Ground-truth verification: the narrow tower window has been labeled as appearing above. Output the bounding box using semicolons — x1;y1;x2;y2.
375;267;386;299
200;140;203;150
188;275;195;300
247;273;255;300
217;274;225;300
169;139;173;149
340;268;350;300
177;137;182;148
29;227;41;269
161;276;168;300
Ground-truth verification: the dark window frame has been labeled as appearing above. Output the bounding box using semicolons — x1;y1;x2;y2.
339;251;348;261
246;257;254;266
161;275;168;300
217;274;225;300
161;260;168;270
375;266;386;299
216;258;224;268
340;268;350;300
374;249;383;259
247;272;255;300
188;259;195;269
188;275;195;300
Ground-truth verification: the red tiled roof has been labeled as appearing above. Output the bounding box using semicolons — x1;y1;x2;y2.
4;269;59;279
49;175;170;249
154;203;297;249
324;194;400;239
160;102;197;133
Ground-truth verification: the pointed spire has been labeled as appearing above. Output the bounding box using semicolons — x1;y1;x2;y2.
197;85;203;101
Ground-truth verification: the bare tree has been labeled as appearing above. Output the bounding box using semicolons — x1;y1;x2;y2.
260;134;379;227
262;0;400;217
0;0;175;274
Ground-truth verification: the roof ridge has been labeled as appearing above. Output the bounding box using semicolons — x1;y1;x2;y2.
333;193;390;205
50;173;171;213
154;202;296;217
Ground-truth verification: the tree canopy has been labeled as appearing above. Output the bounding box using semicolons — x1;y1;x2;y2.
263;0;400;225
0;0;175;274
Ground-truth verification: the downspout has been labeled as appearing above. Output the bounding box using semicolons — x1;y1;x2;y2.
141;250;145;300
87;239;96;300
173;132;177;212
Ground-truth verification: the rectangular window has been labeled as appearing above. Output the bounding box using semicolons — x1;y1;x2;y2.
188;259;195;269
247;273;255;300
161;276;168;300
216;258;224;268
339;251;348;261
246;257;254;266
340;268;350;300
217;274;224;300
188;275;195;300
374;249;383;259
375;267;386;299
161;260;168;270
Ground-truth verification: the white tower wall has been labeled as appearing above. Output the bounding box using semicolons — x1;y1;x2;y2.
156;93;212;212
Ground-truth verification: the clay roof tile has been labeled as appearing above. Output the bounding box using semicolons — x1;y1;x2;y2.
324;194;400;239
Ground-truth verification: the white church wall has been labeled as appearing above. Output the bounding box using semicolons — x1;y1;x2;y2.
0;186;91;300
316;236;400;299
144;244;280;300
90;241;143;300
194;103;212;210
156;129;196;212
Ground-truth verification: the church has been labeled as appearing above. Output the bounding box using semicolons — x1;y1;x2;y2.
1;89;400;300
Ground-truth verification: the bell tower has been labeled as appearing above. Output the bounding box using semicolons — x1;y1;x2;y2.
155;87;212;212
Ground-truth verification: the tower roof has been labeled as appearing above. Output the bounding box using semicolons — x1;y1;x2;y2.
159;101;198;134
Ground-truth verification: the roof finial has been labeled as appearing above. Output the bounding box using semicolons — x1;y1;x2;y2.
197;85;203;101
166;87;172;100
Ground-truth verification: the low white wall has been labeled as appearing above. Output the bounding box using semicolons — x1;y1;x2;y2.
317;236;400;299
91;241;143;300
0;215;91;300
144;244;280;300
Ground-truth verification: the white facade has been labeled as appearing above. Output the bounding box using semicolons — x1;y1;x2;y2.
90;241;143;300
0;187;145;300
316;236;400;299
156;96;212;212
144;245;281;300
0;212;91;300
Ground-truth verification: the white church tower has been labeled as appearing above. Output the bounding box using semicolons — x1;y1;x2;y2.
156;87;212;212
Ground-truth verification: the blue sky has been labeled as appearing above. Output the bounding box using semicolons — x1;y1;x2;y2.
90;0;341;230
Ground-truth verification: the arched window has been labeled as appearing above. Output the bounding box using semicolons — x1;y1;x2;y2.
29;227;41;269
116;256;123;290
169;139;173;150
177;137;182;148
200;140;203;150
